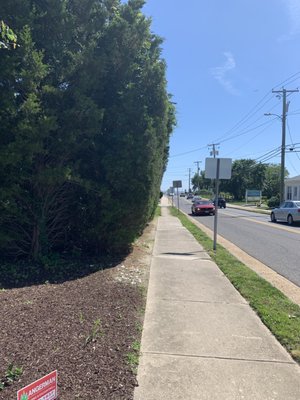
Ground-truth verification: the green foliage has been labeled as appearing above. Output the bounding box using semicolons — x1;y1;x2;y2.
0;21;17;49
192;171;211;192
85;318;104;346
267;195;280;208
0;364;23;390
0;0;175;266
263;163;288;199
218;160;288;201
199;189;214;198
126;340;141;373
220;159;266;200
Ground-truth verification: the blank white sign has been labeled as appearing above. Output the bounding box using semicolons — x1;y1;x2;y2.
205;158;232;179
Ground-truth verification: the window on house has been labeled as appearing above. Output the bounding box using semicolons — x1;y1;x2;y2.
293;186;298;199
287;186;292;200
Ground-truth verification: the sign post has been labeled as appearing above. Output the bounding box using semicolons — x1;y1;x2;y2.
205;158;232;252
173;180;182;212
213;159;220;251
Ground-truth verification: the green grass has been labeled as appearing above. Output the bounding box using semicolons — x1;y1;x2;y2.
155;205;161;218
228;202;270;215
170;207;300;363
126;340;141;374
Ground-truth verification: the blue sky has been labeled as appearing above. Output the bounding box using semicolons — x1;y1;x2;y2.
142;0;300;191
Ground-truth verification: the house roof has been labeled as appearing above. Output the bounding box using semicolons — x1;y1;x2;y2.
285;175;300;182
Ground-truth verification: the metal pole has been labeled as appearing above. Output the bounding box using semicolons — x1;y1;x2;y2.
271;88;298;203
194;161;201;194
177;187;179;212
213;159;220;251
280;89;287;204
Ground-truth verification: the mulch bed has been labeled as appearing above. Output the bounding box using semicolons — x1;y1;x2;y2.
0;222;155;399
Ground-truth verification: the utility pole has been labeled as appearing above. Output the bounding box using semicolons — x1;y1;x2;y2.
194;161;201;194
271;88;298;204
188;168;192;193
208;143;220;158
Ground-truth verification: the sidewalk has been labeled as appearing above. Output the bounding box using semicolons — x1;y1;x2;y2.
134;197;300;400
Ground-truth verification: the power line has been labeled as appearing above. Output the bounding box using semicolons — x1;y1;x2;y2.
169;144;207;158
213;71;300;144
224;119;278;157
219;118;277;144
273;71;300;89
169;71;300;159
287;120;300;163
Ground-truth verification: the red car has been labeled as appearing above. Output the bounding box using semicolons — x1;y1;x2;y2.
191;200;215;216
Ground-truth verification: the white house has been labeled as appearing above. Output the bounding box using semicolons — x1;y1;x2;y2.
285;175;300;201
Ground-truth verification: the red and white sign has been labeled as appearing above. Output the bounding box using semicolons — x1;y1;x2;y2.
17;370;57;400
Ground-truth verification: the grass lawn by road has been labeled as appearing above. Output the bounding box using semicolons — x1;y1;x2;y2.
170;207;300;363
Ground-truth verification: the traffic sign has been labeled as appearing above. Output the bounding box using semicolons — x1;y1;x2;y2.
172;180;182;188
205;158;232;179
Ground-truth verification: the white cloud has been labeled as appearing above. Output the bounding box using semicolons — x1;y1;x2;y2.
211;52;240;96
279;0;300;41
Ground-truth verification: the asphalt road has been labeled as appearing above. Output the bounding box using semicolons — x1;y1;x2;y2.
175;196;300;288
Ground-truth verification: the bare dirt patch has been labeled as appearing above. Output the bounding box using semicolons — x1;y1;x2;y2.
0;219;156;399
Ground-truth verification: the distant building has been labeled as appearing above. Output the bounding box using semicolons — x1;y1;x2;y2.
285;175;300;201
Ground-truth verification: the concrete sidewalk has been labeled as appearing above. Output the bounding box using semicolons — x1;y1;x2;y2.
134;198;300;400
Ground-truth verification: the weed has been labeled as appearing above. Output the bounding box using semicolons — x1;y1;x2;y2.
0;364;23;390
84;318;103;346
136;322;143;333
79;311;84;324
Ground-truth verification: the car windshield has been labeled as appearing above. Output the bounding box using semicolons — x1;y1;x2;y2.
295;202;300;207
195;201;211;205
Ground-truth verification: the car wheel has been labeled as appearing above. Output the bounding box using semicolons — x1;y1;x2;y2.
192;210;195;215
270;212;276;223
287;214;293;225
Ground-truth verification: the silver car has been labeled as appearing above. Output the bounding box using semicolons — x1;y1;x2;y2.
270;201;300;225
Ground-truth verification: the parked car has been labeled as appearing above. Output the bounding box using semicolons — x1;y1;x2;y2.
211;197;226;208
180;192;186;197
191;200;215;216
270;201;300;225
186;193;193;199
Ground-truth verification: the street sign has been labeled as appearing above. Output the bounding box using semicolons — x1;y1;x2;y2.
17;371;57;400
246;189;262;202
205;158;232;179
246;189;261;197
172;180;182;188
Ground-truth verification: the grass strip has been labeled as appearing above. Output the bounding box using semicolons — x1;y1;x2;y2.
170;206;300;363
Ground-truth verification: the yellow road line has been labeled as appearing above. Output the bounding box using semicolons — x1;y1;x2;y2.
224;209;300;235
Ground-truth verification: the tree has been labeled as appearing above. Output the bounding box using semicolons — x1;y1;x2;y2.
263;163;288;199
0;0;175;260
220;159;266;200
191;171;211;193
